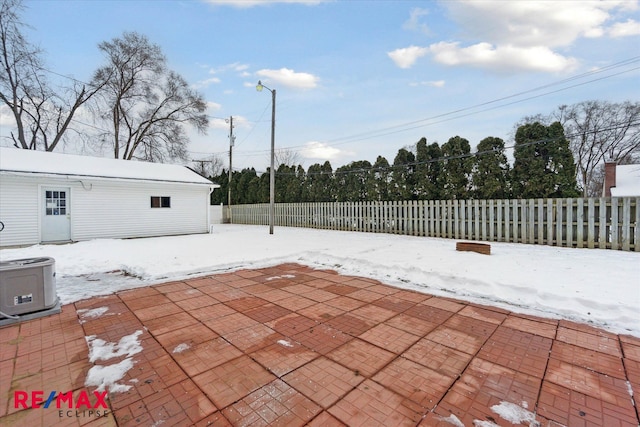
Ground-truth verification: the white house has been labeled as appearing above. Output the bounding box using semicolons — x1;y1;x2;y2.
603;162;640;197
0;148;219;248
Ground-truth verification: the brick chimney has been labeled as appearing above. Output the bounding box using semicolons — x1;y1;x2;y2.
603;162;617;197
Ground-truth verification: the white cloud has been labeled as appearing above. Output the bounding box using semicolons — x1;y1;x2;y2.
209;115;248;131
208;62;250;75
301;141;354;161
409;80;445;88
442;1;617;47
203;0;327;8
256;68;318;89
207;101;222;111
387;46;428;69
403;7;430;34
0;105;15;127
428;42;578;73
390;1;636;73
209;117;229;130
608;19;640;37
193;77;221;89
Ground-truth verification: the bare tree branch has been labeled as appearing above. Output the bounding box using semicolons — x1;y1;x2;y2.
0;0;105;151
91;32;208;162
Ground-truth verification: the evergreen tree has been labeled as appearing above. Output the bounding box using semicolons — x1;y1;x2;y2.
511;122;580;198
472;137;510;199
257;169;270;203
210;170;228;205
284;165;306;203
306;161;335;202
415;138;442;200
335;161;373;202
391;148;416;200
236;168;259;204
275;164;296;202
440;136;472;199
372;156;391;201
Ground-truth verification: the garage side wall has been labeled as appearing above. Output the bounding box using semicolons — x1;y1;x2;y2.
0;174;211;247
0;175;40;247
72;180;210;240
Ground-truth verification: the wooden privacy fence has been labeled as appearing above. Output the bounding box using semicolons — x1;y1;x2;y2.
229;197;639;251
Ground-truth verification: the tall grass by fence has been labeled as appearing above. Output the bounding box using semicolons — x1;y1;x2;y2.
228;198;639;252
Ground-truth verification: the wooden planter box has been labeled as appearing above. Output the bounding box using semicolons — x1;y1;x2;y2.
456;242;491;255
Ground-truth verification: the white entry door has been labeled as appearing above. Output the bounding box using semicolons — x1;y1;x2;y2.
41;187;71;242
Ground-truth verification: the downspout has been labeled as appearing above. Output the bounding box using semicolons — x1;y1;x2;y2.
208;186;214;233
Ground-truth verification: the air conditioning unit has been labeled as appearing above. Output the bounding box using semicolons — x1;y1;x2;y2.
0;257;59;321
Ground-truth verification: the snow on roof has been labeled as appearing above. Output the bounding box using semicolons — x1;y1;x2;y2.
0;147;216;186
611;164;640;197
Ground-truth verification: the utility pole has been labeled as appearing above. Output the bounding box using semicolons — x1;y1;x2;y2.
227;116;235;222
191;159;212;176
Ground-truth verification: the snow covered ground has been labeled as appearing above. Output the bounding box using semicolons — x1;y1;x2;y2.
1;224;638;336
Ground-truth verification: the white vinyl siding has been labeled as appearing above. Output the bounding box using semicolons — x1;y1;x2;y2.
71;180;209;240
0;174;211;247
0;176;40;247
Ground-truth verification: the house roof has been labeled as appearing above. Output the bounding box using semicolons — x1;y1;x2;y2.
611;164;640;197
0;147;217;186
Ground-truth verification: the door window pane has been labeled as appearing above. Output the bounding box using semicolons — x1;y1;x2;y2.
45;190;69;216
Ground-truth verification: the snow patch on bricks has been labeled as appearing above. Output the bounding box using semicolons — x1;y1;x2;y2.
266;274;295;281
172;343;191;353
437;413;465;426
488;401;541;426
77;306;111;323
84;330;143;392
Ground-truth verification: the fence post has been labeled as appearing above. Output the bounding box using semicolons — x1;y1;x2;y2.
536;199;543;245
622;197;631;251
566;198;573;248
510;199;517;243
406;201;412;235
480;200;486;241
555;198;563;247
496;200;502;242
635;197;640;252
611;197;619;250
575;198;583;248
599;197;607;249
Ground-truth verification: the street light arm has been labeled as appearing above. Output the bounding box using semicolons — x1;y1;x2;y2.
256;80;273;93
256;80;277;235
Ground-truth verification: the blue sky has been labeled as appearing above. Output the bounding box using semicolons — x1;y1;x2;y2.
5;0;640;171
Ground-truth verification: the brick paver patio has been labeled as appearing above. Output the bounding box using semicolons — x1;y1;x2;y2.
1;263;638;426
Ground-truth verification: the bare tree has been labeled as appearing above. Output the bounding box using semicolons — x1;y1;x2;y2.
0;0;104;151
91;31;208;162
274;147;301;168
554;100;640;197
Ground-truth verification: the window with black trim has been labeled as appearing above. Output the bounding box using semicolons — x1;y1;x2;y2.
150;196;171;208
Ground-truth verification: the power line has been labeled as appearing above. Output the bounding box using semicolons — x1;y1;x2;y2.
230;57;640;157
13;57;640;169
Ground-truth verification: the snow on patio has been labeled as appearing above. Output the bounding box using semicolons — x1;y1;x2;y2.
1;224;638;336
